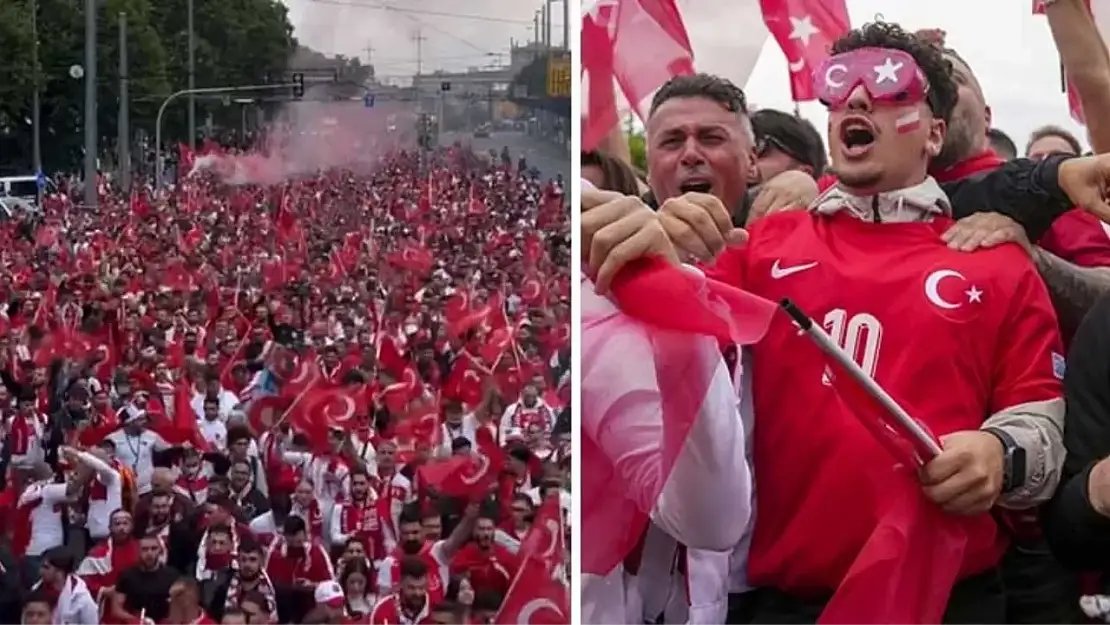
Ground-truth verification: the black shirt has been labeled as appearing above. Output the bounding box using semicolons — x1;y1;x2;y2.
117;563;181;622
1042;291;1110;570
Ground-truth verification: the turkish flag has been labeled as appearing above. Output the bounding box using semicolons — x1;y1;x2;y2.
582;258;774;575
493;558;569;625
417;453;496;500
759;0;850;102
582;0;695;150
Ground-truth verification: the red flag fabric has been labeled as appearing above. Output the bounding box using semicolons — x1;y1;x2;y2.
581;260;774;575
582;0;695;150
417;454;496;500
609;257;777;345
760;0;851;102
815;329;970;624
493;557;570;624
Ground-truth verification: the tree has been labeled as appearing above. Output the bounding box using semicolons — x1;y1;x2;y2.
0;0;297;173
628;131;646;173
149;0;296;142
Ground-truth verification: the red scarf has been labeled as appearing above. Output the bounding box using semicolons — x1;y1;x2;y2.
930;150;1005;184
294;500;324;539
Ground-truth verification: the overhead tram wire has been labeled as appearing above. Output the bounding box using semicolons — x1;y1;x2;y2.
305;0;532;25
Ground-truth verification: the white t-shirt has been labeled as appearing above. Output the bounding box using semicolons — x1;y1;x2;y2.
105;429;169;494
24;482;68;556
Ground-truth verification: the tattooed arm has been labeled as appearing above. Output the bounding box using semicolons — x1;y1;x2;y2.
1032;247;1110;335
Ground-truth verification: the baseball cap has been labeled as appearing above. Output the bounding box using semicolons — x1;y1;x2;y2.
751;108;827;177
314;581;345;608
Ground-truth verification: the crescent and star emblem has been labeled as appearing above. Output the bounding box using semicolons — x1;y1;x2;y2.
460;454;491;485
540;519;560;559
788;58;806;73
825;64;847;88
924;270;982;310
518;598;563;624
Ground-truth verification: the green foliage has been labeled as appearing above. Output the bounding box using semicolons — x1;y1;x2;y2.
0;0;298;173
628;131;646;173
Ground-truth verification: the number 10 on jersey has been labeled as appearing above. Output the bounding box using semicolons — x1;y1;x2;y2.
821;308;883;385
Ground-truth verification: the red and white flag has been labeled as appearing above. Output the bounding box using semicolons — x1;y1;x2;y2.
582;0;770;150
581;257;775;575
760;0;851;102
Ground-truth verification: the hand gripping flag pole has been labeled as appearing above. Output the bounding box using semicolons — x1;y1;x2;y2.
780;298;943;460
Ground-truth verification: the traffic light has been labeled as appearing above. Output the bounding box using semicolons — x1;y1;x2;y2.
364;93;375;108
292;73;305;98
440;81;451;92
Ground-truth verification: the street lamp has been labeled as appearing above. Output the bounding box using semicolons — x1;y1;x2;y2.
188;0;196;150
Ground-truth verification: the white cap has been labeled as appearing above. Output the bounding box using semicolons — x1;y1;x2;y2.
314;580;344;607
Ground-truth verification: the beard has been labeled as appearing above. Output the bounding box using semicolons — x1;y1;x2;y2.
933;113;978;169
400;539;423;555
836;168;883;191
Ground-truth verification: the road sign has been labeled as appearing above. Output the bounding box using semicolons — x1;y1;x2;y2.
546;54;571;98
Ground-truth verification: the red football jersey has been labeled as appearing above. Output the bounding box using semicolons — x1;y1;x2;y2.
707;210;1064;593
1037;209;1110;267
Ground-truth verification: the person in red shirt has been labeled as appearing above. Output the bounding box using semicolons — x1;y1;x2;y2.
449;514;518;596
264;516;335;622
368;558;436;625
330;469;385;563
75;509;139;604
162;577;217;624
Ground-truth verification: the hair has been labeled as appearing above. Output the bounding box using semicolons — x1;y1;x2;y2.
830;22;958;123
987;128;1018;160
580;150;642;196
283;515;308;535
340;558;372;589
23;588;55;610
399;556;429;580
1026;124;1082;156
399;505;422;527
750;108;828;176
238;537;263;554
43;546;76;573
649;73;755;141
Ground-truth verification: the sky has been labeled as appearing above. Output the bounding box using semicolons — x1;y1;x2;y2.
606;0;1088;153
282;0;568;83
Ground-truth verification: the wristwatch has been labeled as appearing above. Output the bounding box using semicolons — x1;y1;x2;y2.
983;427;1026;494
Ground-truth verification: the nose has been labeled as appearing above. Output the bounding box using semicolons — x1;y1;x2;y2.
678;136;707;167
845;84;874;113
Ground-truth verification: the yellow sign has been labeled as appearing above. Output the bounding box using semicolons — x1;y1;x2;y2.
547;55;571;98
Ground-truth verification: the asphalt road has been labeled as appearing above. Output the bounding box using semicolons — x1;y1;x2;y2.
442;131;570;182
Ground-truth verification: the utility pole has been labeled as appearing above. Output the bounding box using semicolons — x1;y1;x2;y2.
363;42;374;65
562;0;569;49
83;0;98;210
187;0;196;150
533;11;540;48
31;0;41;177
118;13;130;192
541;3;549;49
412;29;425;77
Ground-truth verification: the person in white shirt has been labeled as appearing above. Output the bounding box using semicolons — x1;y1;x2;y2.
197;397;228;451
436;401;480;457
580;277;754;624
18;463;77;586
498;385;555;442
64;445;123;543
104;411;170;495
33;547;99;625
190;373;241;421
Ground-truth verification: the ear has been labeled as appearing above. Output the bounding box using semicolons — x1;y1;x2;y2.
925;117;946;158
746;146;760;184
984;105;993;129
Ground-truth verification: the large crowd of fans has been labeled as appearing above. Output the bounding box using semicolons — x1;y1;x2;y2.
0;134;571;624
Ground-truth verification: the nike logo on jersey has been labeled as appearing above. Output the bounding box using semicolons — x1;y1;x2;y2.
771;260;818;279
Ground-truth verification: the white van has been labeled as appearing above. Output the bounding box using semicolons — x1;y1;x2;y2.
0;176;43;201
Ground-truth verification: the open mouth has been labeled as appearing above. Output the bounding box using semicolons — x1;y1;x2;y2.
679;179;714;194
839;118;876;156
